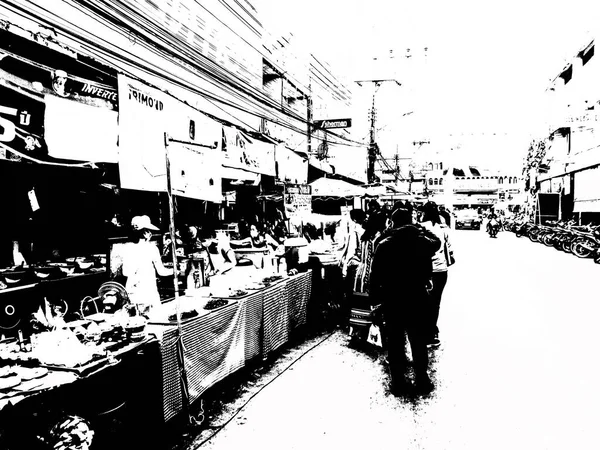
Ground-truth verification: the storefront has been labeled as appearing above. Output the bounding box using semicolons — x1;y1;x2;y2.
0;26;323;449
573;165;600;223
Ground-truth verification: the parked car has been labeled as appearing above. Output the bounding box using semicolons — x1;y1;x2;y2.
455;210;482;230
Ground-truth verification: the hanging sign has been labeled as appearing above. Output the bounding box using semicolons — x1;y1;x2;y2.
117;74;222;202
312;118;352;130
284;184;312;219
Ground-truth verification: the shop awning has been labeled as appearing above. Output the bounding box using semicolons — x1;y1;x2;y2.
309;177;366;198
221;166;260;183
308;158;334;174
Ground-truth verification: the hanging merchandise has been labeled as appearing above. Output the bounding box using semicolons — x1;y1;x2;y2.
117;74;222;202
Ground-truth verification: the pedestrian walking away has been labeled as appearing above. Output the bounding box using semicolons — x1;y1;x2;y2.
369;206;441;396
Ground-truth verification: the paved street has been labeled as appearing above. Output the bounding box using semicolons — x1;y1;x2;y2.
188;229;600;450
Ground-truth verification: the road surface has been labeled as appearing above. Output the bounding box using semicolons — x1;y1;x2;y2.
186;228;600;450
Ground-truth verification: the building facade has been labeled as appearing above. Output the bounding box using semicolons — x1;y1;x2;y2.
528;34;600;223
425;165;524;212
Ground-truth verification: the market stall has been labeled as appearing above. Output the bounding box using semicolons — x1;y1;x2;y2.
147;270;312;422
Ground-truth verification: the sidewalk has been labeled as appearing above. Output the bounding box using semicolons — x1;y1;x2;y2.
179;231;600;450
188;331;438;450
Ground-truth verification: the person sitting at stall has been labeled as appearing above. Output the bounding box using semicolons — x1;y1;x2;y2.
230;224;279;251
207;231;236;275
121;215;175;315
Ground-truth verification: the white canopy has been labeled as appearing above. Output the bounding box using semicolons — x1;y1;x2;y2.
309;177;366;198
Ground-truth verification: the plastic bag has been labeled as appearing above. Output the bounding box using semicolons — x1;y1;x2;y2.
367;324;383;347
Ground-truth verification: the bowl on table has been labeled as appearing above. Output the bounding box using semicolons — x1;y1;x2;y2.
76;259;95;271
32;265;63;280
0;269;29;285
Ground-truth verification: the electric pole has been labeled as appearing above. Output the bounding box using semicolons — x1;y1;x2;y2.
355;79;401;183
306;79;313;155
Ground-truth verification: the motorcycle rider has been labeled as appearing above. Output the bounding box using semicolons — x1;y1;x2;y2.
487;210;500;237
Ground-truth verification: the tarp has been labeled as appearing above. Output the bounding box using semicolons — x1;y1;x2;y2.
222;127;276;176
308;158;334;174
309;177;366;198
276;144;308;184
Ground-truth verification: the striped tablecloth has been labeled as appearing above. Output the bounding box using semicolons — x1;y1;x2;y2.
157;270;312;422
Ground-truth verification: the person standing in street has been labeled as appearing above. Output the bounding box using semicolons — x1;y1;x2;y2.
338;209;365;327
419;202;452;347
369;207;441;396
348;207;388;344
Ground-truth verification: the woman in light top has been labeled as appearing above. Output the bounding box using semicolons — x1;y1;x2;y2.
419;202;452;348
122;215;174;313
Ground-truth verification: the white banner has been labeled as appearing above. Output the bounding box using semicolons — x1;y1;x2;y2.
574;166;600;203
118;75;222;202
45;94;119;163
222;127;275;176
275;145;308;184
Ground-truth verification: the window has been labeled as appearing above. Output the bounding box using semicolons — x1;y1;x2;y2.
439;162;443;170
559;65;573;84
581;44;594;66
427;163;433;170
499;177;504;184
453;168;465;177
428;178;433;185
439;178;443;186
469;167;481;176
434;178;439;185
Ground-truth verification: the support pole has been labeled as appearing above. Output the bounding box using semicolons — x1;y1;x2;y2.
164;133;193;424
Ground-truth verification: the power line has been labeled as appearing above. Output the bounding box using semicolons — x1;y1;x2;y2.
3;1;366;150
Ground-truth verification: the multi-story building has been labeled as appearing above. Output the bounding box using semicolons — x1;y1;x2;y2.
425;165;524;213
529;35;600;223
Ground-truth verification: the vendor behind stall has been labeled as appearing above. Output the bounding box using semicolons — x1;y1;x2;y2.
209;231;236;275
121;216;174;313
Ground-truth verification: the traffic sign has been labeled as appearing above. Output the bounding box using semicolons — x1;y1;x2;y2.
312;118;352;129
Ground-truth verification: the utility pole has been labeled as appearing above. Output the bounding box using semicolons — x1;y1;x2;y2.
306;79;313;156
355;79;401;183
368;94;378;183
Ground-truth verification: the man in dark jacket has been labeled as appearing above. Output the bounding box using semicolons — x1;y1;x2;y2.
370;207;441;396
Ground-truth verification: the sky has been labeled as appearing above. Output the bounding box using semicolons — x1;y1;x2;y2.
254;0;600;172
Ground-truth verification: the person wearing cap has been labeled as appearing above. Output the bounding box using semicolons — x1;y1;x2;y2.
121;215;174;312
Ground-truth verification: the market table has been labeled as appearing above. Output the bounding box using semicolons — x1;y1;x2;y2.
149;270;312;423
0;336;162;449
0;336;156;409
